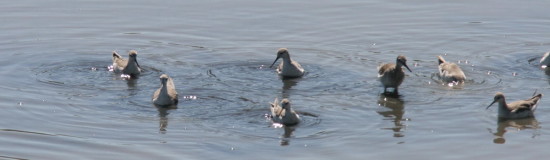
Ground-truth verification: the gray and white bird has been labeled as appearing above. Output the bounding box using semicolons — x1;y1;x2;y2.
112;50;142;76
378;55;412;94
270;48;305;78
487;92;543;119
270;98;301;126
152;74;178;106
437;56;466;83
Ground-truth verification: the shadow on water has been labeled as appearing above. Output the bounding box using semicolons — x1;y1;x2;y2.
155;105;177;134
377;93;406;138
544;68;550;76
489;117;540;144
280;125;297;146
281;78;300;99
126;78;138;89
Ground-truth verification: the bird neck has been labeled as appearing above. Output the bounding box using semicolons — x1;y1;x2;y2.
282;56;292;64
497;99;508;111
157;83;172;103
283;106;292;112
127;58;139;69
160;83;168;94
395;63;403;71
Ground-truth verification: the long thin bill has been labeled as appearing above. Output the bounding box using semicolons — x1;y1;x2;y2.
269;58;280;68
486;101;496;110
403;64;412;72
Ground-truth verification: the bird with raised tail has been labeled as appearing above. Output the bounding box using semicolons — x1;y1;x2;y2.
270;48;305;78
112;50;142;76
152;74;179;106
378;55;412;94
437;56;466;84
487;92;543;119
270;98;301;126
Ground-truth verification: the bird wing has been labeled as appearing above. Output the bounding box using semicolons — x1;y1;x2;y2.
439;63;466;80
291;60;304;72
166;77;178;101
152;88;161;101
509;94;542;112
270;98;285;118
112;51;127;69
378;63;395;77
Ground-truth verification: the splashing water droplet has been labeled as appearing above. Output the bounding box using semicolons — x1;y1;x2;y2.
272;123;284;128
120;74;131;79
447;82;454;87
107;65;114;72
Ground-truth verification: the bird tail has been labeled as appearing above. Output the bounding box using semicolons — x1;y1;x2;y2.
271;97;279;107
531;93;543;111
437;56;446;65
112;51;121;61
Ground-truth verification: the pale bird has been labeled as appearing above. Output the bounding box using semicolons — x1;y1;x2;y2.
152;74;179;106
270;98;301;126
378;55;412;94
437;56;466;83
270;48;305;78
112;50;142;76
487;92;543;119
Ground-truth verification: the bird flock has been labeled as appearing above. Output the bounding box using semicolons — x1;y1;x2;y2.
111;49;550;127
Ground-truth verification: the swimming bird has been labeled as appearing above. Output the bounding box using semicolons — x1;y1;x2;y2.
487;92;543;119
437;56;466;83
270;48;305;78
270;98;301;126
540;51;550;69
152;74;178;106
378;55;412;94
112;50;141;76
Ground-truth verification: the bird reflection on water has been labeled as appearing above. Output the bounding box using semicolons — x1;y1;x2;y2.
280;126;297;146
489;117;540;144
377;94;407;138
281;78;299;98
155;105;177;134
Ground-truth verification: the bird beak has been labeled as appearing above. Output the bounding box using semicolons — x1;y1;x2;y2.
134;58;141;68
270;56;281;68
486;100;497;110
403;63;412;72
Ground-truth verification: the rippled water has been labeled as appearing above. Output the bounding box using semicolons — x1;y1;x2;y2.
2;0;550;159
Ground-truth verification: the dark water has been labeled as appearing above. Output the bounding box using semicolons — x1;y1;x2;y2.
2;0;550;159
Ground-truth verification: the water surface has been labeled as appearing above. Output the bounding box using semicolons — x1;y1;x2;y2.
2;0;550;159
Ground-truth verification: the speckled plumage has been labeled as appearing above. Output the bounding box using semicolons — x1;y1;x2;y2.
438;56;466;83
378;55;412;94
